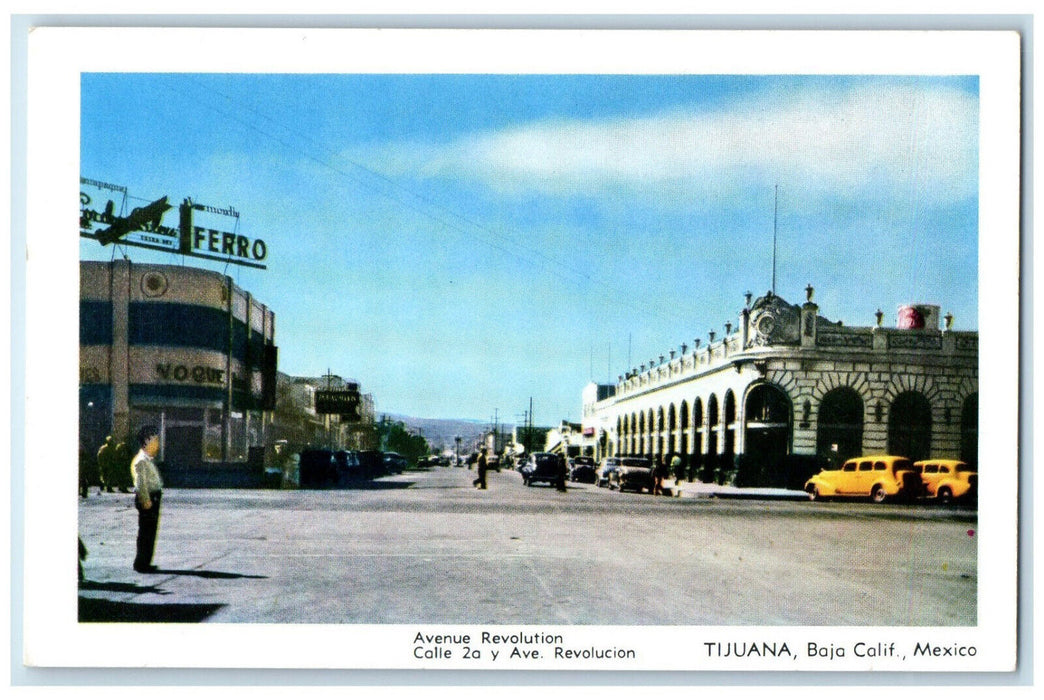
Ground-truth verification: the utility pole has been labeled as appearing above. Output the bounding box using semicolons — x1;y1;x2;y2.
528;397;534;454
772;184;779;295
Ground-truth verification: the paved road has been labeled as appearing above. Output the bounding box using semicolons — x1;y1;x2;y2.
77;467;977;626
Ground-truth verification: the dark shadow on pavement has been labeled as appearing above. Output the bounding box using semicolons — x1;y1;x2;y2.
79;580;167;595
155;568;268;579
78;597;224;623
338;480;415;490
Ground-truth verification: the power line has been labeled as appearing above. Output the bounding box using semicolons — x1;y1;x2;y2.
170;78;687;331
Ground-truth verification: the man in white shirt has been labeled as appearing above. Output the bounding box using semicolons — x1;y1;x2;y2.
130;425;164;573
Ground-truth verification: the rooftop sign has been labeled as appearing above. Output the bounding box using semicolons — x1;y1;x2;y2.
79;177;268;270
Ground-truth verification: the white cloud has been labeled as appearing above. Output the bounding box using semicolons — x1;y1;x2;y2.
370;81;978;209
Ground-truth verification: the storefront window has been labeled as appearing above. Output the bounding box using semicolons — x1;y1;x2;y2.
203;409;224;462
229;411;247;461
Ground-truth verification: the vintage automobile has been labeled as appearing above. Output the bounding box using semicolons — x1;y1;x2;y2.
299;449;338;488
596;457;621;488
569;456;598;483
912;459;977;503
520;452;567;489
334;450;362;483
616;456;655;493
804;455;921;503
382;452;408;474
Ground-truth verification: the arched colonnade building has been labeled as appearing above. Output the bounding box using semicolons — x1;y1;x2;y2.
582;288;978;489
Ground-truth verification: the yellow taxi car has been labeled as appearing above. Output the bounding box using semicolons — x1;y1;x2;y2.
804;455;922;503
912;459;977;503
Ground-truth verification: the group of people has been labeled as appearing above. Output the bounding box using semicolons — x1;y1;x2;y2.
652;454;683;496
79;434;134;497
79;425;166;577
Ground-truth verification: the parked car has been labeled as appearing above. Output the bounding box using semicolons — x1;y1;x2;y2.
356;450;385;479
597;457;621;487
299;449;337;488
616;456;655;493
569;456;597;483
334;450;362;484
520;452;567;489
804;455;921;503
382;452;408;474
486;454;502;472
913;459;977;503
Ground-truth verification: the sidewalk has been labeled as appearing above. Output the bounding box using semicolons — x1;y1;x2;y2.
662;478;809;501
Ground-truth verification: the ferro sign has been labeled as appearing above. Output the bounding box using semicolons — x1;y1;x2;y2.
80;178;269;270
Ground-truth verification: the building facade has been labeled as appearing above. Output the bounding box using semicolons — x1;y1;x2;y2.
271;373;377;451
80;260;277;484
582;287;978;489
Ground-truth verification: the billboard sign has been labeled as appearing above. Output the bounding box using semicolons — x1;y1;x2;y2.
315;388;362;422
80;177;268;269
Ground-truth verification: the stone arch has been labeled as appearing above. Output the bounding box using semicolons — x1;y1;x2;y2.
742;382;793;486
888;391;932;461
678;400;690;472
667;403;677;458
884;374;941;405
764;369;800;397
815;386;864;466
705;394;720;482
656;406;666;458
812;372;872;404
723;389;737;466
634;413;643;457
647;408;656;458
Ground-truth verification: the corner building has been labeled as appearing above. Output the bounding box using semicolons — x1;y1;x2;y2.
584;288;978;489
80;260;277;485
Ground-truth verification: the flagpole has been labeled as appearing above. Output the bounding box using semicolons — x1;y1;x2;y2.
772;184;778;295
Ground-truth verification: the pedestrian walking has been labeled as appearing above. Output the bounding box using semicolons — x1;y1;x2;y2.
97;435;117;493
670;453;683;483
78;537;88;582
653;456;669;495
473;447;488;489
556;454;568;492
79;442;98;498
130;425;164;573
113;438;133;492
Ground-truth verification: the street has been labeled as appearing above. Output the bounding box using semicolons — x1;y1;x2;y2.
77;466;977;626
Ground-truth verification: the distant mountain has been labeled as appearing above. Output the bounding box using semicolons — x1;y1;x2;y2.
380;414;515;454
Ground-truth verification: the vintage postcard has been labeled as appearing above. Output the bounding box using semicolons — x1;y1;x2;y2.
20;26;1021;675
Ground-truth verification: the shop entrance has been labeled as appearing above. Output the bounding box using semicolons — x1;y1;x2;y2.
164;425;204;485
888;392;932;462
743;384;792;486
816;387;864;467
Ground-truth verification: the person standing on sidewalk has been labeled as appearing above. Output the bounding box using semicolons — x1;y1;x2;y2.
130;425;164;573
473;447;488;489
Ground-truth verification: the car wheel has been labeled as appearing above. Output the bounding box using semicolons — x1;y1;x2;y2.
871;485;888;503
938;487;953;504
807;486;820;502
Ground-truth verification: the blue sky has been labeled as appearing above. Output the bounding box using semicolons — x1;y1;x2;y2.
80;73;979;425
